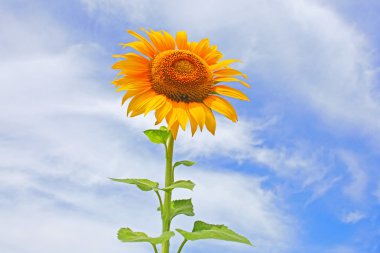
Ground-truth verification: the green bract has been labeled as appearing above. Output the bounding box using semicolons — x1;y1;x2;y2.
144;127;171;145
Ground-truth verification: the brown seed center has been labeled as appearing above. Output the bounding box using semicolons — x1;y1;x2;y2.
150;50;213;103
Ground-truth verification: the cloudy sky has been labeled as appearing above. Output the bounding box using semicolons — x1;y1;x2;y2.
1;0;380;253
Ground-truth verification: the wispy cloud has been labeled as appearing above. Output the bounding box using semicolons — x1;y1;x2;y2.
339;151;368;203
341;210;366;224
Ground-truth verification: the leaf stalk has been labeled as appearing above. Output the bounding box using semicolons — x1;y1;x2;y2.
177;239;187;253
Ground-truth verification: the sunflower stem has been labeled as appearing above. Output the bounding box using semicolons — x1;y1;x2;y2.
162;132;174;253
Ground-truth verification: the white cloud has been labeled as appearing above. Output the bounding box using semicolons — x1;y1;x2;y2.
174;116;332;194
374;181;380;203
341;210;366;224
339;151;368;202
305;176;341;206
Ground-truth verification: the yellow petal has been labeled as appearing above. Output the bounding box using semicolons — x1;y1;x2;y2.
128;30;158;57
203;95;238;122
209;59;241;71
203;51;223;65
193;38;210;58
113;52;150;62
121;87;150;105
127;90;155;116
169;121;180;140
124;53;150;64
112;54;126;58
155;100;172;125
114;80;151;91
176;31;188;50
167;102;187;130
144;29;173;52
213;68;248;79
212;85;250;101
188;102;206;130
144;95;166;115
112;76;150;85
214;77;250;88
112;59;149;74
177;102;189;130
188;113;198;136
163;31;175;50
202;104;216;135
189;41;198;52
153;30;170;51
142;29;165;52
130;106;146;117
120;41;155;59
166;104;178;128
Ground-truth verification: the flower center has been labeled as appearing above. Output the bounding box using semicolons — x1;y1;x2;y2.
151;50;213;103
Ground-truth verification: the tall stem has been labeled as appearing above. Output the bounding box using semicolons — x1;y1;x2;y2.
162;133;174;253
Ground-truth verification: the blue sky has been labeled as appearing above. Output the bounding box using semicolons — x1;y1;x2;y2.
1;0;380;253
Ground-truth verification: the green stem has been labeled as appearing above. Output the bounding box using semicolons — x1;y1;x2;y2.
162;132;174;253
177;239;188;253
151;243;158;253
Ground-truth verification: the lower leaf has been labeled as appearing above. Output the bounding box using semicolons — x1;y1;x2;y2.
118;228;175;245
176;220;252;245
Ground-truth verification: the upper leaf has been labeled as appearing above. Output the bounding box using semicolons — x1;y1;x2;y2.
161;180;195;191
157;199;195;220
110;178;159;191
173;160;196;169
176;220;252;245
144;128;171;144
118;228;175;244
171;199;195;219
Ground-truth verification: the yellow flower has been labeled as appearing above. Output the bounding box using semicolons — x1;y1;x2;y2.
112;29;250;139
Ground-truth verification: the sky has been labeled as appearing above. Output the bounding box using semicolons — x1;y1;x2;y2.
1;0;380;253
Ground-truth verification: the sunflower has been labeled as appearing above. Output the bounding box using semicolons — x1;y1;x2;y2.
112;29;250;139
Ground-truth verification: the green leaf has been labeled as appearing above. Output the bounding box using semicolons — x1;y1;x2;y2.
161;180;195;191
173;160;196;169
171;199;195;219
157;199;195;220
176;221;252;245
144;128;171;144
110;178;159;191
118;228;174;245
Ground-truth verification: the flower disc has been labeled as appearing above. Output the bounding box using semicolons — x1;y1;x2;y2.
151;50;213;103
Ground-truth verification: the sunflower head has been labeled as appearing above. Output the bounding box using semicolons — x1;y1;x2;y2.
112;29;250;139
